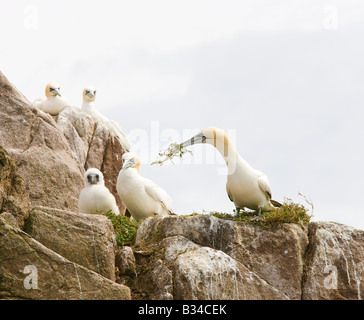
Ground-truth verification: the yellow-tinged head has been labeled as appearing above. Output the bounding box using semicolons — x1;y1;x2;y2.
122;152;141;172
45;82;61;98
83;87;97;102
180;127;231;157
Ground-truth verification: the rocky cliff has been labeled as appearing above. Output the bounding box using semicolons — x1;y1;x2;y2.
0;72;363;300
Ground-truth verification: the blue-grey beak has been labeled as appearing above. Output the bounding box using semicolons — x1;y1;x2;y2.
85;90;95;98
180;132;206;148
123;158;135;170
50;87;62;97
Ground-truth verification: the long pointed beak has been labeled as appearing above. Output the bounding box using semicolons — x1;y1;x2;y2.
54;88;62;97
180;132;206;148
123;158;135;170
86;91;94;99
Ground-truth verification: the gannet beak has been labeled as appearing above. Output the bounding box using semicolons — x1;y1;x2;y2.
85;90;94;98
180;132;206;148
123;158;135;170
50;88;62;97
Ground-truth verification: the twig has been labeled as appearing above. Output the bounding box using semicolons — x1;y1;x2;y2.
151;142;193;166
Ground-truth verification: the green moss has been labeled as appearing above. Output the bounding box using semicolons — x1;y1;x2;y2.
209;211;235;220
102;211;141;246
261;201;312;227
209;199;313;228
102;199;312;245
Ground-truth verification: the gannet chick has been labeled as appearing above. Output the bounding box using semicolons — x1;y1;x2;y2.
180;127;281;216
81;87;131;151
79;168;120;215
33;82;69;116
117;152;173;221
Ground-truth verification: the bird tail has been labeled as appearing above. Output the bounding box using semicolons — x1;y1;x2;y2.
270;199;282;208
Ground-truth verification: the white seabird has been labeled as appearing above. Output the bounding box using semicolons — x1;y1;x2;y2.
79;168;120;215
180;127;281;216
81;87;131;151
33;82;69;116
116;152;173;221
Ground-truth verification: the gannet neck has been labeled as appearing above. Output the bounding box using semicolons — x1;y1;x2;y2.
82;101;96;112
212;130;254;176
123;166;140;175
47;95;57;101
212;131;238;163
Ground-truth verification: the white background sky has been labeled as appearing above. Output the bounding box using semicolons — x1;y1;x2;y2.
1;1;364;229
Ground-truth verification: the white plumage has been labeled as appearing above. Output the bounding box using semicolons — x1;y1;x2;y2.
180;127;281;216
33;82;69;116
117;152;173;220
79;168;120;215
81;87;130;151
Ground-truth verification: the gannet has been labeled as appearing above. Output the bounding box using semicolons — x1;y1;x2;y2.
33;82;69;115
180;127;281;216
116;152;173;221
79;168;120;215
81;87;131;151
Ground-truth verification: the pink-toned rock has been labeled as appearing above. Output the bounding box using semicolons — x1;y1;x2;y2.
135;215;307;300
0;71;128;215
0;217;130;300
0;146;30;229
0;71;83;212
56;106;127;214
302;222;364;300
25;206;117;281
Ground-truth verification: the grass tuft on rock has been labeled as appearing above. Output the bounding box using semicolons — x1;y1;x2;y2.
102;211;141;246
102;198;312;245
209;199;313;228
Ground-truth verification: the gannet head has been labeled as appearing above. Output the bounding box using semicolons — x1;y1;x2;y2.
83;87;97;102
180;127;228;148
122;152;141;172
84;168;104;186
45;82;62;98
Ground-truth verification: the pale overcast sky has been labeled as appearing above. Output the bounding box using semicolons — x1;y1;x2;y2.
1;1;364;229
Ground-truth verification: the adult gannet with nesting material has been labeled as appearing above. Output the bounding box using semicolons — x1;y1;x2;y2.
79;168;120;215
180;127;281;216
117;152;173;221
33;82;69;115
81;87;131;151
